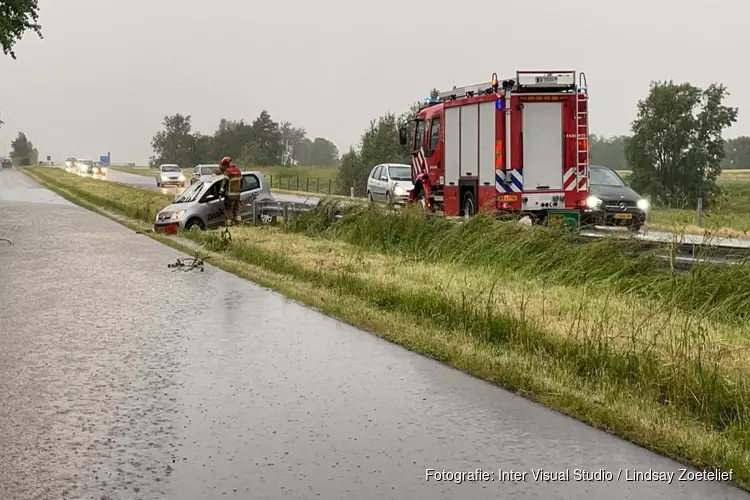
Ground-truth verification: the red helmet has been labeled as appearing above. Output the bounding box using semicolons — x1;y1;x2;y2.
221;156;232;166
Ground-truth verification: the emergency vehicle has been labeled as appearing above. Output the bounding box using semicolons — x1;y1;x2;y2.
399;70;591;223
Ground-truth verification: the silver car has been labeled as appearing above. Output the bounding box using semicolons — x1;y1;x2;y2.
156;164;187;187
366;163;414;205
154;170;274;232
191;164;220;185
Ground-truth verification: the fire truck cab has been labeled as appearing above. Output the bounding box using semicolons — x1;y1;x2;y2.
399;70;591;225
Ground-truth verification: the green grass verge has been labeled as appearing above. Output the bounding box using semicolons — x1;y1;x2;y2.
21;166;750;490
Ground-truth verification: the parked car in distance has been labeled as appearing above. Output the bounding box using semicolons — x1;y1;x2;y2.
191;164;220;185
366;163;414;205
1;158;12;169
153;171;274;232
582;164;649;231
156;164;186;187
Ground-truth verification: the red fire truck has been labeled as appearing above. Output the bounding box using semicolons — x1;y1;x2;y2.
399;70;591;224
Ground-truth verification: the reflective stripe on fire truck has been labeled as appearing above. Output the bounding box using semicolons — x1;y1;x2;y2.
563;167;576;191
495;169;523;193
494;139;522;193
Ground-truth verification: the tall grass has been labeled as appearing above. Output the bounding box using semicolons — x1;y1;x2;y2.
287;201;750;322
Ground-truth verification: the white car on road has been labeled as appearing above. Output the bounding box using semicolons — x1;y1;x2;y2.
366;163;414;205
156;164;187;188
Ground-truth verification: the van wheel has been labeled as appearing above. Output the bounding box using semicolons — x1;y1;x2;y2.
185;218;205;230
367;191;374;202
462;192;476;218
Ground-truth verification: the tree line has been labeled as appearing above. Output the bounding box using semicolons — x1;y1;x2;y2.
4;130;40;166
590;135;748;172
338;81;741;208
149;111;340;168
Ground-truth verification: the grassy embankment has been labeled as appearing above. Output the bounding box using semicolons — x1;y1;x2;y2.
23;165;750;490
616;170;750;238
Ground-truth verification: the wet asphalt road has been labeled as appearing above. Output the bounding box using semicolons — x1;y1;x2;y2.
1;166;747;499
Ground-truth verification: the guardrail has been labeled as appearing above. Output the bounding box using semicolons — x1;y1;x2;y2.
247;198;342;225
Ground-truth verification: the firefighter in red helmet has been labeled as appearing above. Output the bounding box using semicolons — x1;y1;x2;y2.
218;156;242;227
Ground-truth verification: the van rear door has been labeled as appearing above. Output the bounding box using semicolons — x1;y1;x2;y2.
522;101;563;190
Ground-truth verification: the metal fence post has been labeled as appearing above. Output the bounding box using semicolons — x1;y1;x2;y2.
645;195;651;224
251;200;257;226
269;175;272;188
697;197;703;227
328;179;331;194
283;203;289;223
316;178;320;193
306;178;309;192
350;186;354;197
296;176;299;190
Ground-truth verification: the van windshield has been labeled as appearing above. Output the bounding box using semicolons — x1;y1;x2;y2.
388;166;411;181
200;166;217;175
173;182;206;203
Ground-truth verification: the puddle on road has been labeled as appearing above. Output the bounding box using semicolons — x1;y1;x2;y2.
0;188;73;205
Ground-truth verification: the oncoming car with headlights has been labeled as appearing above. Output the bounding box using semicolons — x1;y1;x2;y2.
582;165;649;231
75;159;106;176
366;163;414;205
153;171;275;232
156;164;187;188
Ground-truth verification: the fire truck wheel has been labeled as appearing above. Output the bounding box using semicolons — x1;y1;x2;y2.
462;192;476;218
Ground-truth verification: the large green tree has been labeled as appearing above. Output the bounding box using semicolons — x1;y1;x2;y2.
625;81;738;208
240;110;283;166
149;114;200;167
10;131;38;166
1;0;42;59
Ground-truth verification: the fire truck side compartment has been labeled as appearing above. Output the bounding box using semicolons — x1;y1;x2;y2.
459;104;478;177
477;101;496;210
521;101;563;191
444;107;460;184
444;106;461;214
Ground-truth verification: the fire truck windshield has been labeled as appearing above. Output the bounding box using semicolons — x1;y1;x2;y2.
590;165;626;187
388;166;411;181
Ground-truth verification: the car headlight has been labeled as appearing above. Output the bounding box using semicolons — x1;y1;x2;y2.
100;167;107;173
585;195;602;209
636;198;649;210
178;174;185;181
170;210;186;219
92;167;99;173
393;186;407;196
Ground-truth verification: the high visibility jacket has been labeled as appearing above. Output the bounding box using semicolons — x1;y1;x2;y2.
221;166;242;199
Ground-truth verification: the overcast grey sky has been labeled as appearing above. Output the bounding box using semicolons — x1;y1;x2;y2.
0;0;746;164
